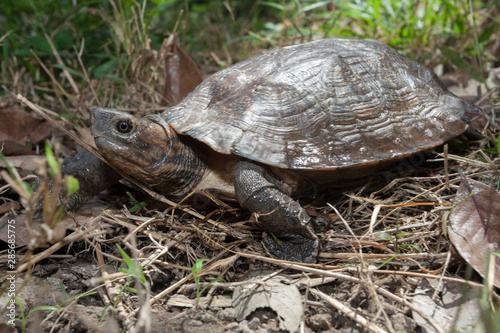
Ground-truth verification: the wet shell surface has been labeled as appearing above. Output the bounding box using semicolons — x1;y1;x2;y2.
162;39;480;170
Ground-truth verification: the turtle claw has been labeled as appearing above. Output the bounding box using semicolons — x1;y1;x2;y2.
263;235;319;263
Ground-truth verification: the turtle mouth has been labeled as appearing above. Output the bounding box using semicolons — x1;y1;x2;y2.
91;128;101;138
91;128;108;141
93;136;107;151
94;136;121;153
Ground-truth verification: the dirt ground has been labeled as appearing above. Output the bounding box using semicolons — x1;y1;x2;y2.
1;119;498;332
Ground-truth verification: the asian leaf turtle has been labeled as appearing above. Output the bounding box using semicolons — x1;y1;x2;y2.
50;39;482;262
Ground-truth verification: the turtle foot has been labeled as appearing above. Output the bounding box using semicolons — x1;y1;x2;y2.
263;234;319;263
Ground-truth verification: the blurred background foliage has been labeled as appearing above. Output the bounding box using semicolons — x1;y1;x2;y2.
0;0;498;103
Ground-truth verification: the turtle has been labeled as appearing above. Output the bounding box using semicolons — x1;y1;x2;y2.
50;39;481;263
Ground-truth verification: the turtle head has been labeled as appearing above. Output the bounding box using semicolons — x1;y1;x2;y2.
90;108;179;184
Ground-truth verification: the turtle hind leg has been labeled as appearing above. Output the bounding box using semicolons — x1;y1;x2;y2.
233;161;318;263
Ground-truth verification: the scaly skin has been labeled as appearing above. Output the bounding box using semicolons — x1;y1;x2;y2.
88;108;319;262
90;109;208;198
233;161;318;263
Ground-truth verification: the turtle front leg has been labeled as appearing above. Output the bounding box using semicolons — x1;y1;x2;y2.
33;150;122;212
233;161;318;263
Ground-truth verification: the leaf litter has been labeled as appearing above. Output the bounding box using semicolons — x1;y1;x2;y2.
0;30;499;333
412;279;483;333
0;109;50;155
449;177;500;288
232;273;304;332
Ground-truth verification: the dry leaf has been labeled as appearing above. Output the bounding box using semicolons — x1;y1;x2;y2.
0;214;68;246
161;34;203;105
412;279;482;333
0;109;51;155
232;274;303;332
0;202;21;214
0;155;47;179
74;127;96;148
167;294;232;308
449;178;500;288
0;202;109;246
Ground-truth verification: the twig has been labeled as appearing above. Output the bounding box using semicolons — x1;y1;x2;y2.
28;52;74;102
367;202;450;236
444;144;450;188
45;33;80;95
432;251;452;300
95;242;134;331
17;224;104;272
369;269;486;289
74;40;101;106
231;252;447;333
311;289;389;333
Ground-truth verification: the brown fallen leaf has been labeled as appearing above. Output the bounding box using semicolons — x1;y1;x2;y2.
0;214;69;247
74;127;96;149
233;273;303;332
0;202;110;246
412;279;482;333
0;109;51;155
0;202;21;214
449;178;500;288
161;34;203;105
0;155;47;178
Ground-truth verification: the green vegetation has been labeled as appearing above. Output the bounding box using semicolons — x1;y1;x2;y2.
192;258;223;306
127;192;154;213
117;244;147;288
4;288;96;333
104;244;151;320
0;0;498;109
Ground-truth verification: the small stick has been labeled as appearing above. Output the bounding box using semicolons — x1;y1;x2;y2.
16;225;104;272
311;289;389;333
443;144;450;188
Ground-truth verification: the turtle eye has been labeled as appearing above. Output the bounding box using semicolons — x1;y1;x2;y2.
117;120;132;133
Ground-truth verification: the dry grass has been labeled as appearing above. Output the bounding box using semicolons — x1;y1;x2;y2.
6;88;498;331
1;2;499;331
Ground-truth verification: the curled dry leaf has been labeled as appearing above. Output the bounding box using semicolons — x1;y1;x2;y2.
412;279;482;333
0;155;47;178
232;275;303;332
74;127;96;149
161;34;203;105
449;178;500;288
0;214;69;247
0;203;108;246
0;109;51;155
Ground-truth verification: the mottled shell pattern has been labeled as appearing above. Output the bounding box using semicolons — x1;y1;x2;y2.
161;39;480;170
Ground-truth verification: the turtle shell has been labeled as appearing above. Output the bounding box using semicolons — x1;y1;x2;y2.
162;39;481;170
